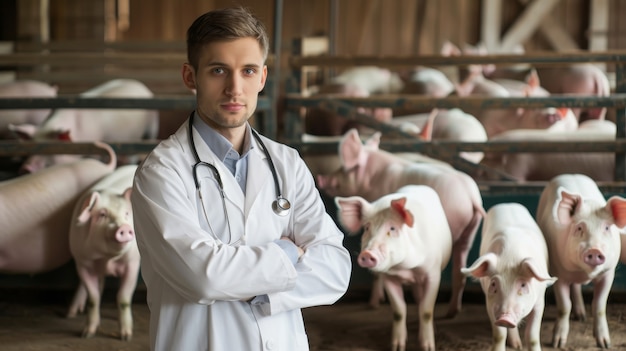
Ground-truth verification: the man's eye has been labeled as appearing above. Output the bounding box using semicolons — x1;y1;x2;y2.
212;67;225;74
244;68;256;75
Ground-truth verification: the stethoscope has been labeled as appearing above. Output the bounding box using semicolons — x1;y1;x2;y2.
188;113;291;242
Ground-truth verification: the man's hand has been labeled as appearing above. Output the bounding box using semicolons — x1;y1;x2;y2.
280;236;305;259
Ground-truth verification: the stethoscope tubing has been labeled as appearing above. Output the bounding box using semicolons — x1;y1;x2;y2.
188;112;290;217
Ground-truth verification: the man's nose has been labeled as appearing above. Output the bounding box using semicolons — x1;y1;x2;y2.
225;74;243;97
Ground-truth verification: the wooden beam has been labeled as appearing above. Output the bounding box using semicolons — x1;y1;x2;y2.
517;0;578;51
500;0;561;52
480;0;502;52
590;0;609;51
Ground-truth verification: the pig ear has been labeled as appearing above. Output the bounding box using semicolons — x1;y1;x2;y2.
339;128;367;171
77;191;101;224
418;109;438;141
525;68;540;90
555;187;583;226
390;197;414;227
122;187;133;202
520;258;557;286
606;196;626;228
460;253;498;279
335;196;369;234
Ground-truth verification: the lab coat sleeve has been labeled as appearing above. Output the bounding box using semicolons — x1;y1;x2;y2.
260;154;352;315
132;160;298;304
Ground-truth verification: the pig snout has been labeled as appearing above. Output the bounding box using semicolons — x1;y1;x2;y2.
495;312;517;328
358;250;381;268
583;248;605;267
115;224;135;243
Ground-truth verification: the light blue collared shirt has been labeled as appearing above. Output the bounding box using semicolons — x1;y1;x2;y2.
193;112;250;193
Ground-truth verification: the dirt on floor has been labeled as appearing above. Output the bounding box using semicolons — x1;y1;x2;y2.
3;288;626;351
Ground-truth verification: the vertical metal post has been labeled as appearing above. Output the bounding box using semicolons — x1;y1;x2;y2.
267;0;283;140
615;62;626;182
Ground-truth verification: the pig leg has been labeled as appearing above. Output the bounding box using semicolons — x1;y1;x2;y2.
551;280;572;348
592;273;614;349
76;268;104;338
409;273;439;351
116;262;140;341
489;323;507;351
523;300;546;351
505;327;521;350
369;273;386;308
571;283;587;321
382;275;407;351
383;276;408;351
447;215;481;318
66;283;88;317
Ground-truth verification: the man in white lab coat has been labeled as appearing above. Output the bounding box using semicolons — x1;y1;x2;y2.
131;6;352;351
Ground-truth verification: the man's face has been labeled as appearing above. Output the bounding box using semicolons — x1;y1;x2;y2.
183;37;267;133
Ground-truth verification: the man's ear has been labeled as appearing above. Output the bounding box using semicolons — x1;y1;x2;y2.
259;65;268;92
182;63;197;92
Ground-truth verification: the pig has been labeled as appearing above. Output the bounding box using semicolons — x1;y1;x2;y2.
331;66;404;94
477;120;616;182
11;78;159;173
535;64;611;122
473;45;610;123
389;108;488;163
462;203;557;351
536;173;626;348
304;82;393;137
66;164;140;341
0;80;58;138
392;66;456;116
317;128;485;317
335;185;452;351
0;142;117;274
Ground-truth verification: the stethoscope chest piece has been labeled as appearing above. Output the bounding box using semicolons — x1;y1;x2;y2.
272;196;291;216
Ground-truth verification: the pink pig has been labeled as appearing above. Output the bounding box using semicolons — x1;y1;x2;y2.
0;142;117;274
536;174;626;348
462;203;556;351
0;80;58;138
12;78;159;173
66;164;140;341
336;185;452;351
316;128;485;318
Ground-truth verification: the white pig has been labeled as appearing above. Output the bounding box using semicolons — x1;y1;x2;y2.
389;108;488;163
0;142;117;274
317;128;485;318
462;203;556;351
477;120;616;182
66;164;140;341
12;78;159;173
536;174;626;348
335;185;452;351
0;80;58;138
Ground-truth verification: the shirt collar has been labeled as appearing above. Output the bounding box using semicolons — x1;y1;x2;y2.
192;111;253;161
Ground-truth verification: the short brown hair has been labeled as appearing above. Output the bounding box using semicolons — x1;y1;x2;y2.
186;7;269;69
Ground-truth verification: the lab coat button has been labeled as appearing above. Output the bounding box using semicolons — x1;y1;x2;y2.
265;340;275;350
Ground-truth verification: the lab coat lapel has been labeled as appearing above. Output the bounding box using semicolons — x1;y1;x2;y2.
245;146;270;217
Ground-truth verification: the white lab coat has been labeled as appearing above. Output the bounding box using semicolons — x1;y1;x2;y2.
131;118;351;351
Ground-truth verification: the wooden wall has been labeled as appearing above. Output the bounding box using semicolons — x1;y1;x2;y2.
8;0;626;55
2;0;626;93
